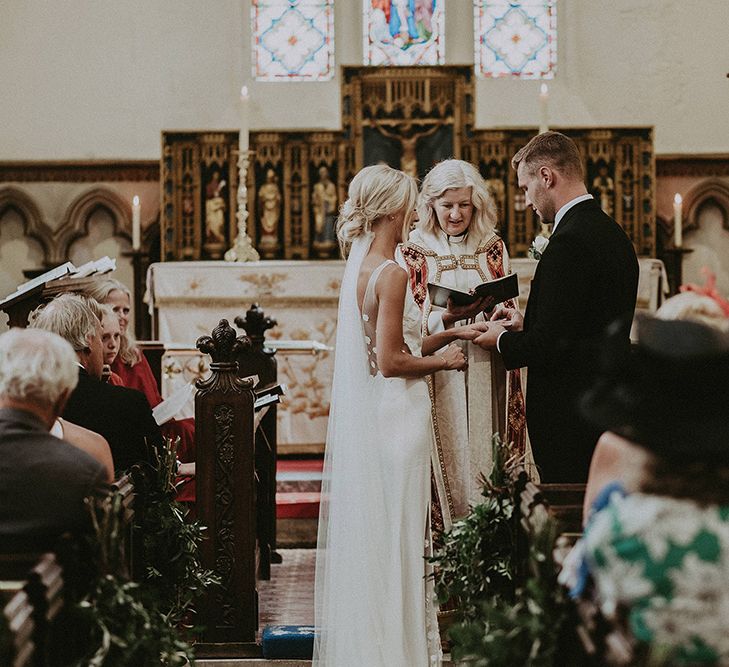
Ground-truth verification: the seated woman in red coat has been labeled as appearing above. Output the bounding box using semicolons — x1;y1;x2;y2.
88;278;196;463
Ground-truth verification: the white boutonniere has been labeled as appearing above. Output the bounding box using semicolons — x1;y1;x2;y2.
528;234;549;260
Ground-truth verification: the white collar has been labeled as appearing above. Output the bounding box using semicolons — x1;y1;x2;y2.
447;232;468;246
552;194;593;234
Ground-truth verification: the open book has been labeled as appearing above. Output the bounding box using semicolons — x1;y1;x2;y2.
152;382;197;426
0;256;117;306
254;383;286;411
427;273;519;308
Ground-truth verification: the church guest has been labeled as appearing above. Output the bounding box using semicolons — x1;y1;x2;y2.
84;279;157;401
315;164;484;667
100;304;124;386
474;132;639;483
0;328;107;552
581;274;729;522
29;293;161;474
85;278;196;462
398;158;529;528
575;317;729;665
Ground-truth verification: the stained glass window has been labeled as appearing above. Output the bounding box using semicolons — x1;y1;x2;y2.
252;0;335;81
474;1;556;79
364;0;444;66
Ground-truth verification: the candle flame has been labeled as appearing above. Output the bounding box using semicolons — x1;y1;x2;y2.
674;193;683;205
540;83;549;96
240;85;249;100
132;195;140;206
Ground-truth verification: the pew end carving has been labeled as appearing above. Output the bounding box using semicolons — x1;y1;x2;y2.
235;303;280;580
194;319;260;655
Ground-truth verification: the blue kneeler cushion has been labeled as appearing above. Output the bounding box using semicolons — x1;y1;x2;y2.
261;625;316;659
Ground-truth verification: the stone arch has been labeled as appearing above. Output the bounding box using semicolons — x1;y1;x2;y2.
0;187;54;264
682;178;729;234
53;187;132;265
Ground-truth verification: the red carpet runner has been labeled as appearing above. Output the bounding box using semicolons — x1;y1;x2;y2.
276;458;323;520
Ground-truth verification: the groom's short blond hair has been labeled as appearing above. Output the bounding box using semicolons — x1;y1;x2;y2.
512;131;584;181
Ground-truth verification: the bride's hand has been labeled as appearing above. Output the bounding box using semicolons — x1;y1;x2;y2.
439;344;467;371
455;321;490;340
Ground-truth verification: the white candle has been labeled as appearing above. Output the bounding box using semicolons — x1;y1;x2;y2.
673;193;683;248
132;195;141;250
240;85;250;154
539;83;549;134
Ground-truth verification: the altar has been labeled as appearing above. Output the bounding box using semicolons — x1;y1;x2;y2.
148;257;665;454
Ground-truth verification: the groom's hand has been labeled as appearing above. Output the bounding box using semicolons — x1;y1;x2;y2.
473;324;505;350
489;307;524;332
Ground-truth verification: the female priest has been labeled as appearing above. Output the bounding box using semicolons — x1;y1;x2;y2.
397;159;531;533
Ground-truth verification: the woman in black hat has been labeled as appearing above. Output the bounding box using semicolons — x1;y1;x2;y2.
572;315;729;665
582;282;729;519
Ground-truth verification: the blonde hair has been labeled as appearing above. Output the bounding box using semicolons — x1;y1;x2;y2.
417;159;497;239
29;293;102;353
337;164;418;253
83;278;139;366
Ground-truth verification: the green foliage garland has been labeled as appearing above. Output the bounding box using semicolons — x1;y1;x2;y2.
72;438;218;665
135;438;218;629
430;435;518;622
431;434;569;666
448;518;568;667
73;493;196;666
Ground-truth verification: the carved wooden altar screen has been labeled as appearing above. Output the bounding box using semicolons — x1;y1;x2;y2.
160;67;655;261
161;131;240;261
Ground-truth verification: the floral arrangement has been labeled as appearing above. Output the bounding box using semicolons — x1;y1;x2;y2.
528;234;549;260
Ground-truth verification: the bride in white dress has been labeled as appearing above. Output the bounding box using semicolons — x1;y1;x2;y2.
314;165;488;666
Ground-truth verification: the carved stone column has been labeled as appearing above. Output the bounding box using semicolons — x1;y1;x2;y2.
235;304;279;579
195;320;259;654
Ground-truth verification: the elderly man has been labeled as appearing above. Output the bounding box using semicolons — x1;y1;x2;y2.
30;293;162;473
0;328;107;552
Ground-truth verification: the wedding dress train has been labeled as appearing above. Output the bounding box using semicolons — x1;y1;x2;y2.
313;235;441;666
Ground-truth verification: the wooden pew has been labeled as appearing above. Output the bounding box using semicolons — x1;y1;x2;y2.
235;303;280;581
137;341;166;397
0;552;66;667
0;588;35;667
194;319;260;657
537;483;585;535
512;467;638;665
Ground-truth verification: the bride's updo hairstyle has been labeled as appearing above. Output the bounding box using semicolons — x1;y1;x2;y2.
417;159;497;240
337;164;418;254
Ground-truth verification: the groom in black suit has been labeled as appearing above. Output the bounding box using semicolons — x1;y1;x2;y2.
475;132;639;482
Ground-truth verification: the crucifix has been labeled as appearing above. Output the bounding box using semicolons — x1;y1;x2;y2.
373;120;448;177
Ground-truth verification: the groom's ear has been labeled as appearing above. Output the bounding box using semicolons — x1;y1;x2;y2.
539;165;554;188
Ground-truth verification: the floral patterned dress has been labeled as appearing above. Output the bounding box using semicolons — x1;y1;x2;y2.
583;490;729;664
